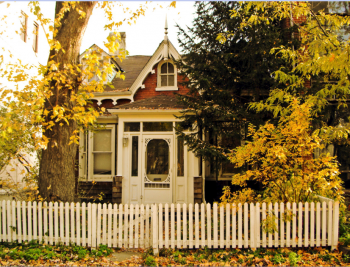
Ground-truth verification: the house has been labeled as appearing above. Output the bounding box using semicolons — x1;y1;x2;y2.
0;1;49;198
77;20;203;205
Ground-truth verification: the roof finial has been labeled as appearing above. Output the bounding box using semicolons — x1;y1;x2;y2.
164;14;168;41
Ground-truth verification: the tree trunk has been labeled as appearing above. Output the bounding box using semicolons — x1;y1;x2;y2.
38;1;96;202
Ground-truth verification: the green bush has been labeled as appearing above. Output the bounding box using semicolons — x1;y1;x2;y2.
145;255;156;266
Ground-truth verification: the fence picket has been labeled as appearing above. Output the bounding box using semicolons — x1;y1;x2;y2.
124;204;128;248
310;202;314;247
76;203;80;246
65;202;69;246
316;202;320;247
91;203;96;248
130;204;134;248
188;203;193;248
195;203;199;249
238;203;242;248
219;204;224;248
17;201;21;244
49;202;53;245
232;204;236;248
226;203;230;248
250;203;255;249
268;203;272;248
108;204;112;248
207;203;211;248
292;202;296;247
201;204;205;248
298;202;302;248
135;204;139;249
328;202;333;246
103;203;107;246
158;203;162;249
322;202;326;246
119;204;123;248
113;204;118;248
87;203;92;247
171;204;175;249
59;202;63;245
165;204;169;248
304;202;309;247
256;203;260;248
140;204;144;248
274;203;278;248
2;201;7;242
262;203;266;248
183;203;187;248
55;202;59;245
280;203;284;247
152;205;158;252
333;202;339;250
214;203;218;249
286;202;291;247
244;203;248;248
12;201;16;241
32;201;37;242
82;203;86;246
7;201;11;242
97;204;102;247
27;201;31;243
146;205;150;248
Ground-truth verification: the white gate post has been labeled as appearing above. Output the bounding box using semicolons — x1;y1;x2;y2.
332;201;339;251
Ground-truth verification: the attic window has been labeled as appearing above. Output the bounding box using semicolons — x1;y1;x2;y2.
156;60;178;91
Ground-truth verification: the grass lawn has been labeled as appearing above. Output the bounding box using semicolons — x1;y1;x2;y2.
0;241;349;266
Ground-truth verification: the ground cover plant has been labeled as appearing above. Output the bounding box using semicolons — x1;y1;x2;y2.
0;241;113;266
143;247;350;266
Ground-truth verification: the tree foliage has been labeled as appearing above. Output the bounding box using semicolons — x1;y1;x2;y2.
222;99;343;204
218;1;350;203
175;2;296;179
0;1;175;201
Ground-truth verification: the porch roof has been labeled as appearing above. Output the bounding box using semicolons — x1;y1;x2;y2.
110;95;187;110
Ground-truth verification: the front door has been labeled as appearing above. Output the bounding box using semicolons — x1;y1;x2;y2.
141;135;173;204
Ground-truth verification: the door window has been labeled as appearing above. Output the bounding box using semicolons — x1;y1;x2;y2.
145;139;169;182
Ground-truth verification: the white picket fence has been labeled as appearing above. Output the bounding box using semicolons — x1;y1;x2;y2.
0;200;339;253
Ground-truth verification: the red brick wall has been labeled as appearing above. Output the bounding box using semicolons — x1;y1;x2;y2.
134;64;189;101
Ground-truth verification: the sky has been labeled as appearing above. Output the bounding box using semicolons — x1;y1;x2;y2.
39;1;197;56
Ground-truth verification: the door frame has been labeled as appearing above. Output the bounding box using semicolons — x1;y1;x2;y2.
141;134;174;204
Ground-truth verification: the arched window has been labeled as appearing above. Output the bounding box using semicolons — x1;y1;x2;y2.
156;61;178;91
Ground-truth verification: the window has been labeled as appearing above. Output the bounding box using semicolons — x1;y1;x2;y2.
124;122;140;132
87;125;116;181
32;22;39;53
156;60;178;91
177;138;184;176
143;122;173;132
131;136;138;176
20;11;27;42
146;139;169;182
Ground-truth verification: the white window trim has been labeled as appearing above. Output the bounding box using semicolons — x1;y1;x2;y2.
78;131;88;181
88;125;116;181
155;60;178;91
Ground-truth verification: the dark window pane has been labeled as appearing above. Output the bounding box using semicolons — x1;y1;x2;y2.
143;122;173;131
177;138;184;176
124;122;140;132
146;139;169;182
168;75;174;86
168;63;174;73
131;136;138;176
161;75;167;86
94;153;111;174
161;63;167;73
